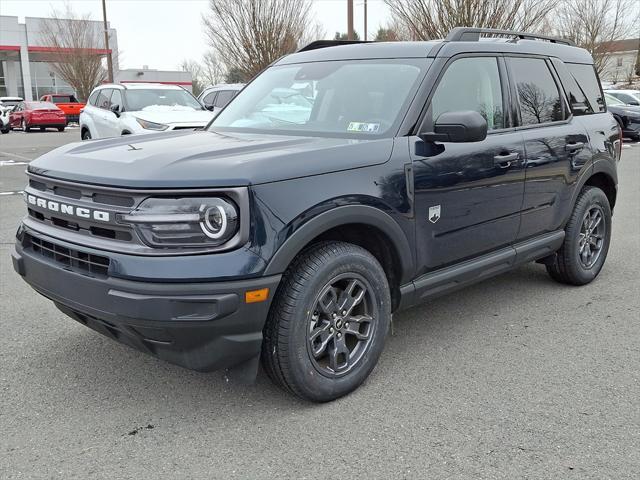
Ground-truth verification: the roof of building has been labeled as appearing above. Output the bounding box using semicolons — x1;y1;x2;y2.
599;38;640;53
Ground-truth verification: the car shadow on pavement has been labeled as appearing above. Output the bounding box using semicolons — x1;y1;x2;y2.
32;261;572;413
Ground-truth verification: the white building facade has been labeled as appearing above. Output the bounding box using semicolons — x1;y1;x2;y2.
0;15;118;100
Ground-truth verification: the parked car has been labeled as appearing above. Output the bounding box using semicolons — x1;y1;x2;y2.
198;83;243;114
604;89;640;106
0;96;23;134
605;92;640;140
9;101;66;132
39;93;85;124
80;83;215;139
13;27;620;402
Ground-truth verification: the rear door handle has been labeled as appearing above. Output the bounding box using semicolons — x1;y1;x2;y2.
566;142;585;152
493;152;519;168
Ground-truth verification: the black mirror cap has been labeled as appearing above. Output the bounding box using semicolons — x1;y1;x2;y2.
205;105;215;111
420;110;488;143
110;104;121;116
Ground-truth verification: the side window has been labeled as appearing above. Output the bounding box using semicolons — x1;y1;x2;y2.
110;89;122;109
566;63;605;113
510;57;566;125
202;91;217;107
96;89;112;109
550;58;592;116
215;90;235;109
430;57;505;130
88;90;99;106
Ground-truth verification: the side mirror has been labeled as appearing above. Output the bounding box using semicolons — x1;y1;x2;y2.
420;110;488;143
629;101;639;106
110;104;121;117
205;105;215;111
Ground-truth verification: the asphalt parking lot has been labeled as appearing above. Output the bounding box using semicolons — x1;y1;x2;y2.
1;130;639;479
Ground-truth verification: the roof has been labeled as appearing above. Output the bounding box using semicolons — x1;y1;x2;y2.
278;36;594;66
97;83;185;90
599;38;640;53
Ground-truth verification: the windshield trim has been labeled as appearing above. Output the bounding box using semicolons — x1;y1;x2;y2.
207;57;431;140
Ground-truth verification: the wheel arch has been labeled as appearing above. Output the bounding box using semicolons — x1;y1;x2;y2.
586;159;618;210
263;205;414;311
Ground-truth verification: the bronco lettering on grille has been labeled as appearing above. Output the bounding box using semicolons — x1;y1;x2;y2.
27;194;111;222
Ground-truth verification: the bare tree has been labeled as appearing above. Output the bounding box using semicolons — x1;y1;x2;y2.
385;0;556;40
202;0;319;82
38;5;108;101
553;0;639;74
181;52;226;96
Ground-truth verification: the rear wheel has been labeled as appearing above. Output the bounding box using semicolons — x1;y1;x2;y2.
57;127;65;132
262;241;391;402
546;186;612;285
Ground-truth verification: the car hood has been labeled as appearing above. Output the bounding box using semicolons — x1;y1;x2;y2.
128;108;215;125
28;130;394;188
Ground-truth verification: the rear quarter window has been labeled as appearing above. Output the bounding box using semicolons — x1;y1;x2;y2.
566;64;605;113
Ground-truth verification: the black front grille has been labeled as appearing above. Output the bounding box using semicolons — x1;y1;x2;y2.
27;234;110;278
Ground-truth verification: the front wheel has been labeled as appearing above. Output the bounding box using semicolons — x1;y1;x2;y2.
262;241;391;402
81;129;91;140
546;186;612;285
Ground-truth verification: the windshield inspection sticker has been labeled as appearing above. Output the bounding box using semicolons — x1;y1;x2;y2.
347;122;380;133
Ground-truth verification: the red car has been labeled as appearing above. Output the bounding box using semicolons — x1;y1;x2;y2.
9;101;66;132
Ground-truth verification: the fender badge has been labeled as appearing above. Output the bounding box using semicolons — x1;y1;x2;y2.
429;205;441;224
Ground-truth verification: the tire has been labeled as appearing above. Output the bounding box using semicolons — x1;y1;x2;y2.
262;241;391;402
81;129;91;140
22;119;30;132
546;186;612;285
0;126;8;134
40;127;45;131
58;127;65;132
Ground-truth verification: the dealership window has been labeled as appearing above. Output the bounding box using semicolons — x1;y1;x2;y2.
29;62;75;99
616;57;623;67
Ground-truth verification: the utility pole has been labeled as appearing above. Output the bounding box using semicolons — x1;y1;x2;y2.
364;0;367;41
102;0;114;82
347;0;354;40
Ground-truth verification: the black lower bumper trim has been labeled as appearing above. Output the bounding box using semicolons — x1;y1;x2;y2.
13;242;281;372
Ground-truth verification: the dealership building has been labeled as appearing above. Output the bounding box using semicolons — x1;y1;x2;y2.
1;15;192;100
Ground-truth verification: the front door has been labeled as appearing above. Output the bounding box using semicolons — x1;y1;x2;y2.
411;55;526;275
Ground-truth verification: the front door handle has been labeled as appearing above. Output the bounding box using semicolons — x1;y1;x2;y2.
566;141;585;153
493;152;519;168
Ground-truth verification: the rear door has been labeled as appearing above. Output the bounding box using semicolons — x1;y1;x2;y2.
410;55;526;274
507;56;591;240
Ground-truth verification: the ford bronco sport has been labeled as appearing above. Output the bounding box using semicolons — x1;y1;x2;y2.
13;28;621;402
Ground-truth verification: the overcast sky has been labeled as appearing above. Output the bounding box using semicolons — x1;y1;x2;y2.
1;0;391;70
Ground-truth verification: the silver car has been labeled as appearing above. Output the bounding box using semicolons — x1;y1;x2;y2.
197;84;244;115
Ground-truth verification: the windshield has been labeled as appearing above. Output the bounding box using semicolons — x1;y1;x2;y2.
1;99;21;107
52;95;77;103
210;59;429;138
124;89;204;112
605;93;624;106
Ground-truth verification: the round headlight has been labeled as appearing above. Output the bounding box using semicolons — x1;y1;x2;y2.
200;204;227;239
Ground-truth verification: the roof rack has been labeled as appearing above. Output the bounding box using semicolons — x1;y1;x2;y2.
297;40;373;52
445;27;575;46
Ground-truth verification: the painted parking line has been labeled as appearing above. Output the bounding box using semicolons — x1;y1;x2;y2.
0;160;29;166
0;151;33;161
0;190;24;196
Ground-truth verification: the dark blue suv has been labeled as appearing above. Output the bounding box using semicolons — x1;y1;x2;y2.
13;28;621;401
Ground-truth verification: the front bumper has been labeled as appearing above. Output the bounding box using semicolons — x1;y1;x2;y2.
12;228;281;372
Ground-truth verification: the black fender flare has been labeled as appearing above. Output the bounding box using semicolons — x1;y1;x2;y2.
263;205;414;284
567;157;618;217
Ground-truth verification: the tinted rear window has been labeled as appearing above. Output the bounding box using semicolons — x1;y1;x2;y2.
52;95;77;103
27;102;58;110
509;57;566;125
567;64;605;113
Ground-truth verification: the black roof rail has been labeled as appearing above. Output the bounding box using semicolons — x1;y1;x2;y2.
297;40;373;52
445;27;575;46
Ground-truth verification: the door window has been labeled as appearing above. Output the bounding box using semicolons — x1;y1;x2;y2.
214;90;235;108
96;89;112;110
510;57;566;125
430;57;505;130
110;89;122;110
202;91;217;107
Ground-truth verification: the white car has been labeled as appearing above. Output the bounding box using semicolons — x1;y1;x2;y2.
0;96;23;134
80;83;215;140
604;89;640;106
197;84;243;115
